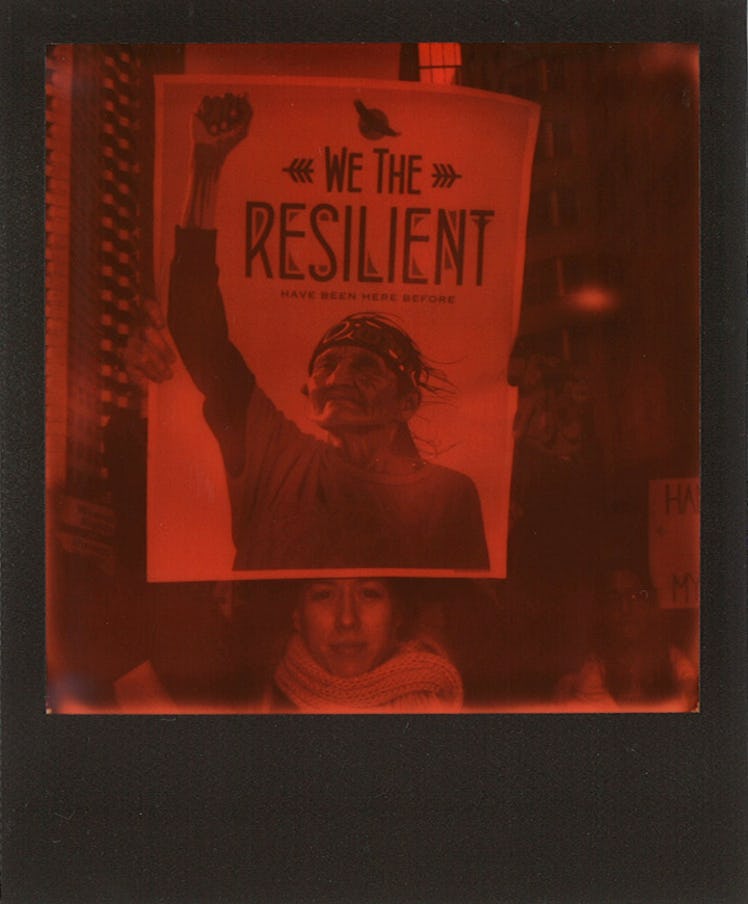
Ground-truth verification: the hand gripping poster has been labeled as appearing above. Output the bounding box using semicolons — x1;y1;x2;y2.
148;77;539;581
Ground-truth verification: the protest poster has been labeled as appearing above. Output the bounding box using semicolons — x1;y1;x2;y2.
148;76;539;580
649;477;700;608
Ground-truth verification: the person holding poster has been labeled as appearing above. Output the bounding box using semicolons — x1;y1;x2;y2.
266;578;463;712
163;93;490;571
109;577;464;714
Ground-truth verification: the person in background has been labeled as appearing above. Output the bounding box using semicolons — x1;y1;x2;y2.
554;567;698;711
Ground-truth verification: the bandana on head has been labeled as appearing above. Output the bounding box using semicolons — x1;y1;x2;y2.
309;312;430;393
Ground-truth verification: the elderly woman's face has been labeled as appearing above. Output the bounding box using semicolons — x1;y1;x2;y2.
304;345;416;432
295;579;399;677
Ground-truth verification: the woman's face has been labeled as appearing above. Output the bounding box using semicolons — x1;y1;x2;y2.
294;579;399;678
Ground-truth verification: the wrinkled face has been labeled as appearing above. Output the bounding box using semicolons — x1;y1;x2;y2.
294;579;399;677
304;345;416;433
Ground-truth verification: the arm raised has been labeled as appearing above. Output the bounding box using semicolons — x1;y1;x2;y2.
168;93;255;475
181;92;252;229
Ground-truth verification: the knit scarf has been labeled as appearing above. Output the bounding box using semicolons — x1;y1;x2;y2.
274;634;463;713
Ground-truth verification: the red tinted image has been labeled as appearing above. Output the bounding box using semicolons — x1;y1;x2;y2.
148;74;537;580
46;43;699;713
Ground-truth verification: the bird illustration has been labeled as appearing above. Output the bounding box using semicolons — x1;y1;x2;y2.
354;99;401;140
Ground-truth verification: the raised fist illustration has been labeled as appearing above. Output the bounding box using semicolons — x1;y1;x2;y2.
191;92;253;168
